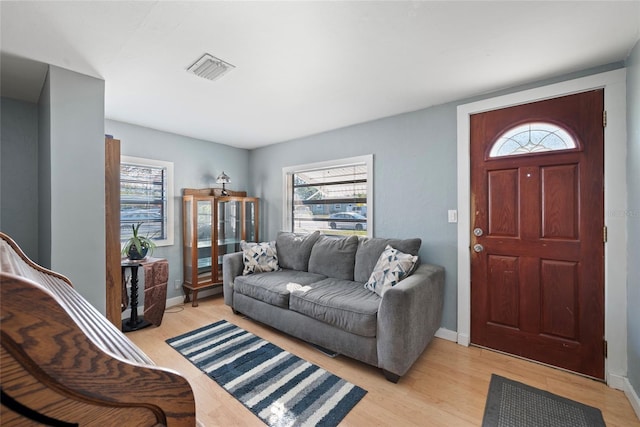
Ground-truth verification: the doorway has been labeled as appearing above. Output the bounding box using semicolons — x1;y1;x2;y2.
456;69;628;386
470;90;604;379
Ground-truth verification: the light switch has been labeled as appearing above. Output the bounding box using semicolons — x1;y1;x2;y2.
448;210;458;223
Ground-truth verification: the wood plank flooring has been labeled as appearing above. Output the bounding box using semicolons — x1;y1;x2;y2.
128;296;639;426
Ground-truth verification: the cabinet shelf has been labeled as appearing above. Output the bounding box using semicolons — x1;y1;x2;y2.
182;189;259;307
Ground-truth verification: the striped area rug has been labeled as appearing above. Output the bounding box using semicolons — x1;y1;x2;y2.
166;320;367;427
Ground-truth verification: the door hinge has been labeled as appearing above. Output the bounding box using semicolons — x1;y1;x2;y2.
603;110;607;127
603;225;608;243
604;339;608;358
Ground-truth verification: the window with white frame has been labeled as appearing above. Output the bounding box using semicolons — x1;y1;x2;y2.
283;155;373;237
120;156;174;246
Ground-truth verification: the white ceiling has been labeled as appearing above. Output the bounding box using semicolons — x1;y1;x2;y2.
1;1;638;149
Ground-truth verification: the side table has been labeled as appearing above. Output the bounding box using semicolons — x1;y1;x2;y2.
121;257;169;332
121;260;152;332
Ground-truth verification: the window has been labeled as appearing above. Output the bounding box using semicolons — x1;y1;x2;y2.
489;122;577;158
283;155;373;237
120;156;174;246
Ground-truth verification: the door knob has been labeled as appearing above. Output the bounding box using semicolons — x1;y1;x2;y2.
473;228;484;237
473;244;484;253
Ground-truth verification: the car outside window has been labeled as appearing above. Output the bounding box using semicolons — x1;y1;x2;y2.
282;155;373;237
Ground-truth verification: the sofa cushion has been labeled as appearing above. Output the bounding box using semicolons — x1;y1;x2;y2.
289;277;380;337
234;269;326;308
308;235;359;280
364;245;418;296
354;237;422;283
276;231;321;271
241;241;279;275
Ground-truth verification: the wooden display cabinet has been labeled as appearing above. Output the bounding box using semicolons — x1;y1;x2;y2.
182;188;259;306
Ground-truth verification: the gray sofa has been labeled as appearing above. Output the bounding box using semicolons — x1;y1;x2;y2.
222;231;445;382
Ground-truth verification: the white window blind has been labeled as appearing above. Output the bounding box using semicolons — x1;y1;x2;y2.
120;156;174;246
283;155;373;237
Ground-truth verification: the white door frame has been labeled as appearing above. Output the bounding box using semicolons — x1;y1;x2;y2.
456;69;628;389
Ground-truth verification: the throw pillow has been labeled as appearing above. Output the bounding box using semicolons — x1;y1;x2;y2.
364;245;418;296
354;237;421;283
241;240;279;275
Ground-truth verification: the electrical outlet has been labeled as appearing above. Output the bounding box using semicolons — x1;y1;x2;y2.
448;210;458;223
174;279;182;290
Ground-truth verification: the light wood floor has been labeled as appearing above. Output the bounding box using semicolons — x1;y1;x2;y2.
128;295;639;426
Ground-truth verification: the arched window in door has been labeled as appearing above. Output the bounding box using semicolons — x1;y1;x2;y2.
489;122;577;158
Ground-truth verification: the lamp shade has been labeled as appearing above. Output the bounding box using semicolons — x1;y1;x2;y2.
216;171;231;184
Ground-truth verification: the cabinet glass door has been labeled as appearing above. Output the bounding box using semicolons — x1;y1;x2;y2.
183;197;194;284
216;199;242;282
244;199;258;242
196;199;213;283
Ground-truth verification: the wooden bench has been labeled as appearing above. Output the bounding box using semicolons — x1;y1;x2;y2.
0;232;196;426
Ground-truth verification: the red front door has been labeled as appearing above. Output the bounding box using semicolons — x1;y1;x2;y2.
470;90;605;379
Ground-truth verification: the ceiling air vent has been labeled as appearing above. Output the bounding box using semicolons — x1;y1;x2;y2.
187;53;235;81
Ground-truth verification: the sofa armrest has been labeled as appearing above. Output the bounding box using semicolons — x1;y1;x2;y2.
376;263;445;378
222;252;244;307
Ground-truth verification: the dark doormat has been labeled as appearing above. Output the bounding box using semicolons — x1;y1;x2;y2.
482;374;606;427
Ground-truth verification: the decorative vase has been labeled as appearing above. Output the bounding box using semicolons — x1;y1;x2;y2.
127;245;148;260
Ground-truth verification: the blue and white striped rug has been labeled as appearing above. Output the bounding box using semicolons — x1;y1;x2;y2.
166;320;367;427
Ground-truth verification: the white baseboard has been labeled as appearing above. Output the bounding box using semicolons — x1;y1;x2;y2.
436;327;470;346
435;327;458;342
165;295;185;309
607;371;627;391
457;332;470;347
624;378;640;421
121;287;223;320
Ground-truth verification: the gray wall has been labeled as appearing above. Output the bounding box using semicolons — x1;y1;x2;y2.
38;71;51;267
40;66;106;312
626;39;640;395
105;120;250;301
0;100;249;309
248;62;626;333
0;98;39;260
249;104;459;329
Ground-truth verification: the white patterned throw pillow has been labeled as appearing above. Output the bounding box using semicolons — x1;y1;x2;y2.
364;245;418;296
241;241;280;275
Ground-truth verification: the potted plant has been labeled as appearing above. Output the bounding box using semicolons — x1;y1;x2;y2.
122;222;156;260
